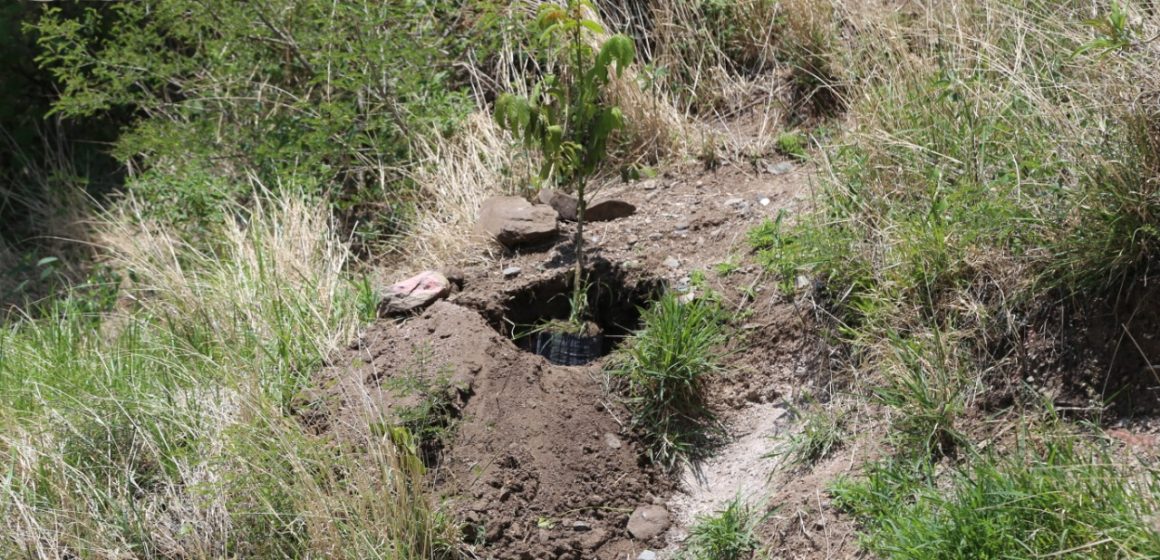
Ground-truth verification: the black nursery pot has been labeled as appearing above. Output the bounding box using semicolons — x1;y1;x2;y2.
535;330;605;366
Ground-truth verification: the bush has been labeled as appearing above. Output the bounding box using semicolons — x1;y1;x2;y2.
32;0;481;247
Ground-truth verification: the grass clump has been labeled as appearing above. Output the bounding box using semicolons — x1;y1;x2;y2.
679;495;766;560
832;430;1160;559
775;131;808;160
775;400;848;469
612;291;728;470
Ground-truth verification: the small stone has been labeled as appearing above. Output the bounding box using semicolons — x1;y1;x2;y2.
638;552;658;560
760;197;771;206
572;520;592;531
648;233;663;241
626;505;671;541
724;197;745;208
639;179;659;190
767;161;795;175
603;433;622;449
627;237;639;247
502;266;522;279
623;260;642;270
663;257;681;270
673;221;690;232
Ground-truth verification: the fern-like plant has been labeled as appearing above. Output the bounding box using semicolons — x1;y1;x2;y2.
495;0;634;326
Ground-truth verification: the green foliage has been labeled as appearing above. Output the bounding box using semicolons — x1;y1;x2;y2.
494;0;634;322
774;401;847;469
775;131;808;159
612;292;727;470
876;330;970;459
0;196;455;557
1076;1;1137;56
832;432;1160;559
680;495;766;560
32;0;478;245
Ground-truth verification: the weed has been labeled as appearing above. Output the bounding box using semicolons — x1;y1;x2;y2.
773;401;847;469
714;258;741;276
775;131;808;160
611;291;728;470
680;495;766;560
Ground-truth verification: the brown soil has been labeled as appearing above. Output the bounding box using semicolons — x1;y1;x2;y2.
306;158;877;559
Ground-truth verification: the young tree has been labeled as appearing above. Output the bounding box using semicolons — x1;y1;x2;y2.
495;0;634;327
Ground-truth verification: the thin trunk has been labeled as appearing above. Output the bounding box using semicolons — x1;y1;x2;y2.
572;174;587;323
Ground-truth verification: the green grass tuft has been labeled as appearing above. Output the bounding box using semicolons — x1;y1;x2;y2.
612;291;728;471
680;495;766;560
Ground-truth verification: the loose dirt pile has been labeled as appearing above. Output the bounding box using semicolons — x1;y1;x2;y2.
305;159;879;559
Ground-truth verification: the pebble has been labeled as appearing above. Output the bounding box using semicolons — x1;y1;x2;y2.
502;266;522;279
673;221;690;232
767;161;795;175
573;520;592;531
638;552;658;560
648;232;663;241
760;197;771;206
604;433;623;449
663;256;681;269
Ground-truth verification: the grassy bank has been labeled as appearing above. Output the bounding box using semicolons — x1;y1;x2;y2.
0;195;458;558
748;0;1160;555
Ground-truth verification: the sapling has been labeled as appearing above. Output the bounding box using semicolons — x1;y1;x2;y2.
495;0;634;331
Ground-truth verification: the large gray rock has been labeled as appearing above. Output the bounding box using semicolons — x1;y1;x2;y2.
626;505;671;541
586;199;636;222
476;196;559;248
379;270;450;316
538;188;579;221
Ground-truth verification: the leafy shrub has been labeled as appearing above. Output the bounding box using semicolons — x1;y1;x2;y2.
33;0;479;246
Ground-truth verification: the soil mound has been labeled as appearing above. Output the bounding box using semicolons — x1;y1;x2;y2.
309;300;671;559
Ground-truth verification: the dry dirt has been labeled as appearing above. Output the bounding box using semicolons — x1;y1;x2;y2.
304;156;881;559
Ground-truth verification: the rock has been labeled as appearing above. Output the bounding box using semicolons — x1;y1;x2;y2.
378;271;450;316
638;551;658;560
759;197;771;207
767;161;795;175
603;433;622;449
586;199;636;222
477;196;559;248
663;257;681;270
539;188;579;221
626;505;671;541
502;266;522;279
724;197;745;208
572;520;592;531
